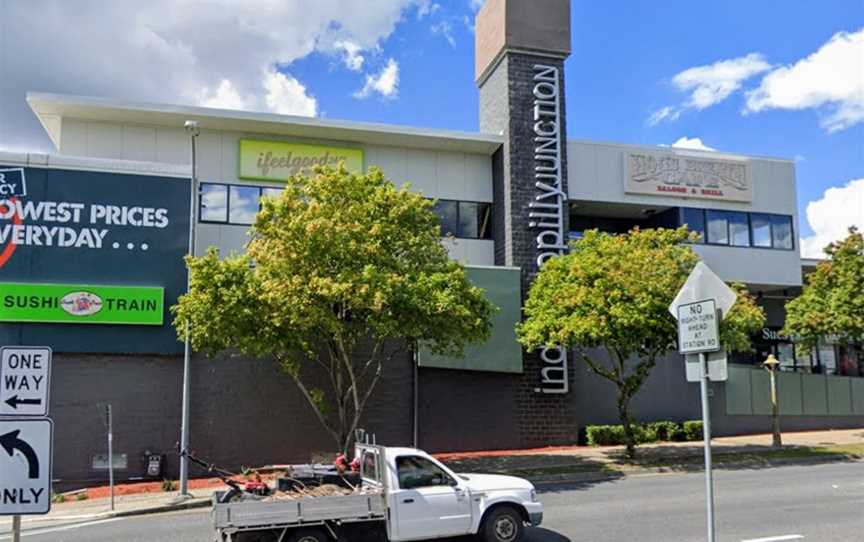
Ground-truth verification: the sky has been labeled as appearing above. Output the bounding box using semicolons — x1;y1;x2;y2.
0;0;861;258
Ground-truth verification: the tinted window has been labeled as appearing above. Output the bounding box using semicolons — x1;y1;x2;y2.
681;208;705;243
228;186;260;225
200;183;228;222
434;200;459;237
396;456;454;489
751;214;772;247
706;210;729;245
361;451;379;483
771;215;793;249
729;212;750;247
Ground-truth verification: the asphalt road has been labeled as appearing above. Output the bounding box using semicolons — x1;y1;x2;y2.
2;461;861;542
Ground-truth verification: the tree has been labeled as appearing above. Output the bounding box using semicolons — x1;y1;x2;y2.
516;227;764;458
173;165;494;455
783;227;864;353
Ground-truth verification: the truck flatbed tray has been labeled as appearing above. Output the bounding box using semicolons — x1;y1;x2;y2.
212;492;386;530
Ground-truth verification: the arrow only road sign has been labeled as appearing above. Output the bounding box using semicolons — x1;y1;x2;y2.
0;418;53;515
0;347;52;417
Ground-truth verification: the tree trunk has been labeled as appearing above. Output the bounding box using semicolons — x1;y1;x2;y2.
617;390;636;459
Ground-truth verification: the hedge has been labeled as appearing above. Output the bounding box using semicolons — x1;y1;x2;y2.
585;420;703;446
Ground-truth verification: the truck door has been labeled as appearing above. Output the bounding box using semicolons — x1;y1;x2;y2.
391;455;472;540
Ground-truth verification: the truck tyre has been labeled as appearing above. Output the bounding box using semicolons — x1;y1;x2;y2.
287;528;329;542
481;506;524;542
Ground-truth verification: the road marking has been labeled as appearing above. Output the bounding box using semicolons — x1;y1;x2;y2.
741;535;804;542
0;517;121;540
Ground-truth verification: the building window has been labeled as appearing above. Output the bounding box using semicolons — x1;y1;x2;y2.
200;183;228;222
771;215;793;250
200;182;284;225
432;199;492;240
705;210;750;247
680;208;705;243
750;213;772;247
229;185;261;225
729;212;750;247
706;210;730;245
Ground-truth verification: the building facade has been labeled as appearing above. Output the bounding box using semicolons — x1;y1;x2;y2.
1;0;861;485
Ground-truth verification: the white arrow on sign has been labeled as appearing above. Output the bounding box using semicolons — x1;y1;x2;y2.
669;261;737;320
0;418;53;515
0;347;52;418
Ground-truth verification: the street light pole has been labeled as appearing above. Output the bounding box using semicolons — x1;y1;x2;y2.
179;120;200;496
762;354;782;449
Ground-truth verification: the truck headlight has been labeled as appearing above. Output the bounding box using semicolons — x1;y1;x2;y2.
530;489;538;502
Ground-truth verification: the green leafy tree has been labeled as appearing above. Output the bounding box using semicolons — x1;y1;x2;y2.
517;227;764;458
173;166;494;455
783;227;864;352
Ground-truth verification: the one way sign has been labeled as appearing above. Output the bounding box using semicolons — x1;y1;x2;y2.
0;347;52;417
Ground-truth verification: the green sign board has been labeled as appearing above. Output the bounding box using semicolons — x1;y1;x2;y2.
0;282;164;325
238;139;364;182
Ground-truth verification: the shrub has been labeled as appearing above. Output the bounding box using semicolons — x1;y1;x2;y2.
51;491;66;503
586;425;626;446
648;421;684;442
75;492;88;501
683;420;704;441
587;420;699;446
161;478;177;492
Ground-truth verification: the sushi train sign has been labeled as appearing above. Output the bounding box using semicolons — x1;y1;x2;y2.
0;282;164;325
0;168;173;270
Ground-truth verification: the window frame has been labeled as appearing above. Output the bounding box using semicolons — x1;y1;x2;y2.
433;198;493;240
395;455;457;490
228;185;263;226
199;182;230;224
679;207;794;251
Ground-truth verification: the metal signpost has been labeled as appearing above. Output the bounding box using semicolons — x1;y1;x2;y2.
669;262;736;542
0;347;54;542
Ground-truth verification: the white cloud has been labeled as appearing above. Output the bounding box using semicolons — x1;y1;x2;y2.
0;0;422;151
263;71;317;117
671;137;716;152
355;58;400;99
417;1;441;18
431;20;456;47
334;40;366;72
649;53;771;124
197;79;250;111
800;178;864;258
745;29;864;133
469;0;484;10
647;106;680;126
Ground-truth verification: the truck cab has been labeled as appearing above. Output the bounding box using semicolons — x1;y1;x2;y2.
357;444;542;542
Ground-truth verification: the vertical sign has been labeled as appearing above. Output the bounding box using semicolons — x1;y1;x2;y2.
529;63;568;395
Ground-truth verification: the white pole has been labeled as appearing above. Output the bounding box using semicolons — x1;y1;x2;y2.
108;404;114;511
699;352;715;542
179;120;200;497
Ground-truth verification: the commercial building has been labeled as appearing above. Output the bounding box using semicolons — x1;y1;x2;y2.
1;0;860;484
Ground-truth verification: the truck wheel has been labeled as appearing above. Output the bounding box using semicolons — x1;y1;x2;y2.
481;506;524;542
287;528;329;542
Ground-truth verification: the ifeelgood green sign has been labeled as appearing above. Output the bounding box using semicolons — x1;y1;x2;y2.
0;282;164;325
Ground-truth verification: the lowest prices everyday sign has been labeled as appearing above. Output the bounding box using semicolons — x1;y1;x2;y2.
0;282;164;325
676;299;719;354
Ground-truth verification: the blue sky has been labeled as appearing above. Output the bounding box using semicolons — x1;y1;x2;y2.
1;0;861;256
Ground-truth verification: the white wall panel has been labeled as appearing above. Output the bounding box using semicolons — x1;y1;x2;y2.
155;127;188;164
122;125;157;162
402;148;438;197
60;119;88;156
86;122;123;159
196;130;223;181
435;151;466;200
463;153;494;201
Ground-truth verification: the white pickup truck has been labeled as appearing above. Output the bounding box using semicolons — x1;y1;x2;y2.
212;443;543;542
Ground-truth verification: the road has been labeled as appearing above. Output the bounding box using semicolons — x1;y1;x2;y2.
1;461;861;542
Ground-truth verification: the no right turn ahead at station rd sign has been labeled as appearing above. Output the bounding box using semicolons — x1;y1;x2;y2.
0;418;53;515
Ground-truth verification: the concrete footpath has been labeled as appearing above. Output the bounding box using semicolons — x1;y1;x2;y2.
1;428;860;529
